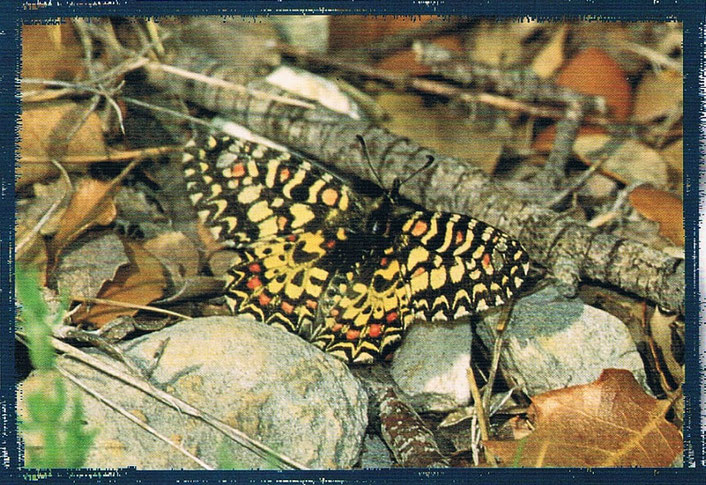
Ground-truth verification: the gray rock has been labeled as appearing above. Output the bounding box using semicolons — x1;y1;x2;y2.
19;317;368;469
359;433;394;469
390;321;473;412
476;286;650;396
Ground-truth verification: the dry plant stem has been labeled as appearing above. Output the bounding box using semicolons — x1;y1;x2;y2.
16;160;73;258
617;40;683;74
71;296;192;321
36;335;309;470
483;331;506;412
466;368;497;467
55;363;215;470
545;154;611;210
276;43;612;126
144;61;316;110
21;145;181;165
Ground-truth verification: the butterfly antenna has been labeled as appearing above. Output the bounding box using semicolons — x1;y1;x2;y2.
356;135;386;189
401;154;436;186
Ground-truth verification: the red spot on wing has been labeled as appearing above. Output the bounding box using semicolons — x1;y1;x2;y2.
286;234;297;242
280;301;295;314
380;257;388;267
411;220;428;237
385;312;398;323
246;276;262;289
482;252;492;268
332;323;343;332
258;292;272;306
325;239;336;249
306;299;318;309
232;163;246;177
279;167;291;182
455;230;465;245
248;263;262;273
346;329;361;341
368;323;382;338
412;267;426;277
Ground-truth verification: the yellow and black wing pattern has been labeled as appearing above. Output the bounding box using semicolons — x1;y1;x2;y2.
182;134;529;364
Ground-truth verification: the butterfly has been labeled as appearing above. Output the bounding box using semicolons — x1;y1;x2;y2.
182;134;529;364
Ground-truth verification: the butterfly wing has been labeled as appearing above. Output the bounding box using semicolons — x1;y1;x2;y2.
182;135;365;339
182;135;363;246
398;211;530;321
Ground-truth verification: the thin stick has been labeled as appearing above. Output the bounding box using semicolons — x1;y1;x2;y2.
55;363;215;470
277;42;612;125
466;367;497;466
145;62;316;110
16;160;73;257
21;145;181;165
71;296;192;321
545;153;611;210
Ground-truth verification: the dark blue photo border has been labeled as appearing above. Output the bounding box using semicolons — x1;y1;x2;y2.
2;0;703;483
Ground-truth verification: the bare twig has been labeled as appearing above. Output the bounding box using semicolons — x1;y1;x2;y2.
545;153;611;210
21;145;181;165
16;160;73;258
276;42;612;125
71;296;192;321
466;368;497;466
143;61;316;110
617;40;683;74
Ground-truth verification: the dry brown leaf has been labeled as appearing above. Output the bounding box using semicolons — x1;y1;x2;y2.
629;185;684;247
379;92;507;174
21;23;84;83
143;231;200;279
531;25;567;79
72;240;166;327
47;178;117;263
556;47;632;121
632;70;683;123
377;35;463;75
484;369;682;467
471;20;543;67
328;16;439;52
661;138;683;195
573;134;669;188
19;101;108;187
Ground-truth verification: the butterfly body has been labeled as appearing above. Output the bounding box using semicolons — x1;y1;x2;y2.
182;135;529;364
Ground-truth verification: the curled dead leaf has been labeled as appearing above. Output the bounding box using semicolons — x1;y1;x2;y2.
484;369;682;467
19;101;108;187
47;178;118;264
22;23;84;83
632;70;683;123
72;240;166;327
629;185;684;247
556;47;631;121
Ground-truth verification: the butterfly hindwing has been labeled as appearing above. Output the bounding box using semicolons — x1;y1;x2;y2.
312;249;413;364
